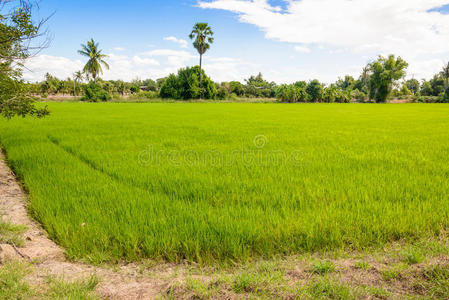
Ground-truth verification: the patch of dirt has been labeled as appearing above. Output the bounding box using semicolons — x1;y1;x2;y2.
0;152;173;299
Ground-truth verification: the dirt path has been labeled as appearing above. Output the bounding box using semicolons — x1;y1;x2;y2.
0;152;175;299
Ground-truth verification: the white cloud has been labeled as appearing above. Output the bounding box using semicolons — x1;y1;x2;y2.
164;36;189;48
142;49;195;67
132;56;160;66
22;55;84;82
198;0;449;55
294;46;310;53
198;0;449;79
113;47;125;51
21;51;260;83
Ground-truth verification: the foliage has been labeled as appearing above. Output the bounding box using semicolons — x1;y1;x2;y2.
336;75;355;91
351;89;366;102
306;79;324;102
245;73;276;98
78;39;109;81
160;66;217;100
368;55;408;102
82;82;111;102
189;23;214;86
420;80;433;96
229;81;245;96
276;84;307;102
406;79;420;95
0;0;49;118
323;84;349;103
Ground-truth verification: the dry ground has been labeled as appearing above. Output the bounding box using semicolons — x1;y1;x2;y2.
1;151;449;299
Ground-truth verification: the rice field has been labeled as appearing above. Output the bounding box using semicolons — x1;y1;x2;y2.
0;103;448;264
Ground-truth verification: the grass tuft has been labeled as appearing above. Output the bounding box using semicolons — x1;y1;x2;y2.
0;220;27;247
310;260;336;275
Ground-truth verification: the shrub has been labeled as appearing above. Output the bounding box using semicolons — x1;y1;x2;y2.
82;82;111;102
442;87;449;103
160;66;217;100
306;80;324;102
276;84;307;103
351;89;366;102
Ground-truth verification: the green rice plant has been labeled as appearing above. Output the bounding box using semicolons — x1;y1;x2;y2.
0;103;448;264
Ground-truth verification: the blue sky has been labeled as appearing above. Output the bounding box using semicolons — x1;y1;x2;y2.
23;0;449;83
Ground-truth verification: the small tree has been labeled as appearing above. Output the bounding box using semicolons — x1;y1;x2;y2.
0;0;50;118
306;79;324;102
405;79;420;95
368;55;408;102
73;71;84;96
160;66;217;100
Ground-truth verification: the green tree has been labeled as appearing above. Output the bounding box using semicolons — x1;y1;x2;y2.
0;0;49;118
306;79;324;102
229;81;244;96
189;23;214;86
78;39;109;81
420;80;433;96
160;66;217;100
336;75;355;91
276;84;307;103
442;62;449;90
405;79;420;95
368;55;408;102
73;71;84;96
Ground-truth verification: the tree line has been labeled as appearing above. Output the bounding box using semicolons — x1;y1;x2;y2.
29;55;449;104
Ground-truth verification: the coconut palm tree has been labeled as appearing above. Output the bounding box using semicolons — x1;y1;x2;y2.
189;23;214;86
78;39;109;81
73;70;84;96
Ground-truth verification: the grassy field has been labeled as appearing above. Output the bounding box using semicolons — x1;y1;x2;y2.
0;103;448;264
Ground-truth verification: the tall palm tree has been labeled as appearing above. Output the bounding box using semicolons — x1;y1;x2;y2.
78;39;109;81
189;23;214;86
73;70;84;96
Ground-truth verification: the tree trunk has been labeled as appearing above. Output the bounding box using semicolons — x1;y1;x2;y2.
199;54;203;86
199;54;203;99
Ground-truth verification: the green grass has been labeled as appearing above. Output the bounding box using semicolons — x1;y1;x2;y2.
44;275;99;300
0;103;448;264
0;220;27;246
0;261;100;300
0;262;33;300
310;260;336;275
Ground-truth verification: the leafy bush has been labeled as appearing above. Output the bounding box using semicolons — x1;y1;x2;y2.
82;82;112;102
276;84;307;102
442;87;449;103
129;91;159;100
306;80;324;102
160;66;217;100
351;89;366;102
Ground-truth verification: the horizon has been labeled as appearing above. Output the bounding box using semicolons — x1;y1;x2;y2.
22;0;449;84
